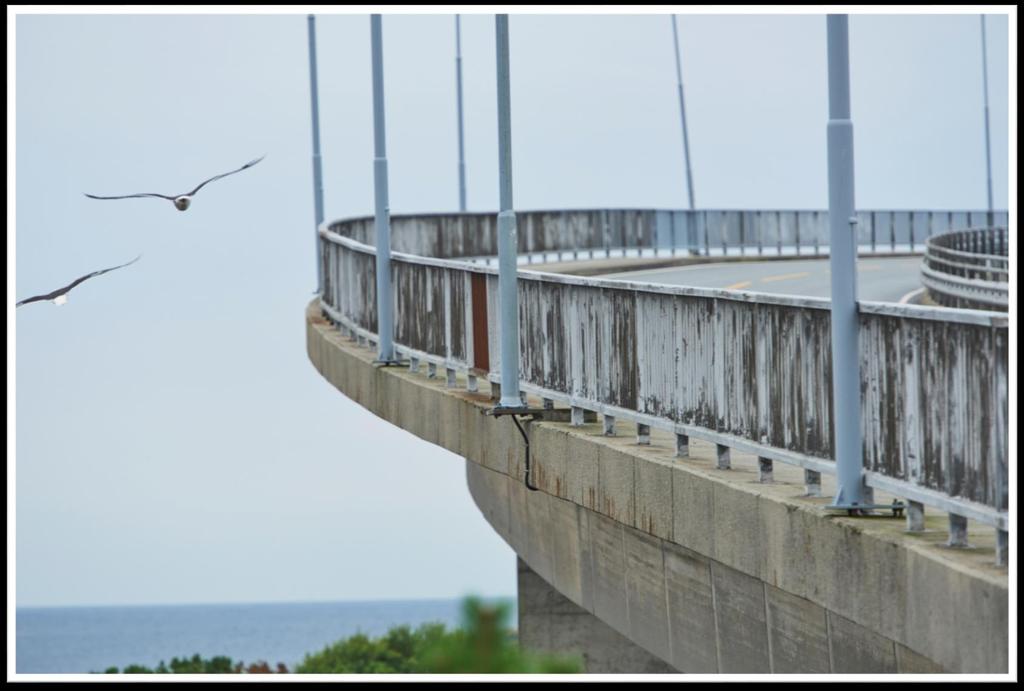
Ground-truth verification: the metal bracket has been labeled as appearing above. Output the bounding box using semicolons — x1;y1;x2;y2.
826;499;905;518
485;406;544;419
372;359;409;368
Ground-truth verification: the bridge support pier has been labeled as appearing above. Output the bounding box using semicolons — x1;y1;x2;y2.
467;374;478;392
516;558;678;673
446;367;457;388
758;457;773;483
409;356;420;374
675;433;689;458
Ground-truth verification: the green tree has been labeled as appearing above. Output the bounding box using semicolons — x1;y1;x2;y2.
418;597;580;674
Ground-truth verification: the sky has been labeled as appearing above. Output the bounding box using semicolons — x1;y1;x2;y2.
10;7;1013;608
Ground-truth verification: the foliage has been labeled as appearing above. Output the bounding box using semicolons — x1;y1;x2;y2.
101;597;582;675
100;654;287;674
295;622;449;673
416;597;581;674
296;597;581;674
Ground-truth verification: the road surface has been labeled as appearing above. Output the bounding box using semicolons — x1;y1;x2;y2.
602;256;924;303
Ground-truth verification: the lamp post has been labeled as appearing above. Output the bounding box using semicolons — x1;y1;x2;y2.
370;14;396;363
825;14;867;510
670;15;696;209
307;15;325;293
494;14;520;409
456;15;468;212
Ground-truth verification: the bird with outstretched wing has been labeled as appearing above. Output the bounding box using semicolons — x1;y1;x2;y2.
16;255;142;307
84;155;265;211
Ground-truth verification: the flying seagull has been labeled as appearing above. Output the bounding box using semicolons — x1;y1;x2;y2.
84;155;265;211
16;255;142;308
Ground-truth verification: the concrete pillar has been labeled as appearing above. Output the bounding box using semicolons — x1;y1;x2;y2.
758;457;773;483
516;558;678;673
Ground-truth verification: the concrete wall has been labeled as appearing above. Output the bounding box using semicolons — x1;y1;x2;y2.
306;303;1008;674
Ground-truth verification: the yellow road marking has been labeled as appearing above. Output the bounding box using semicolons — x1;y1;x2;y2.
724;280;752;290
761;271;810;283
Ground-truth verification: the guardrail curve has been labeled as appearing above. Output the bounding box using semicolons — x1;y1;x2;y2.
921;227;1009;311
317;207;1009;561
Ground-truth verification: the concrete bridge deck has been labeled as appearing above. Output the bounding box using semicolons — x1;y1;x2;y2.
306;301;1008;674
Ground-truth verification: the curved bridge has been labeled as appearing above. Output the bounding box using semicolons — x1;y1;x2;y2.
922;227;1009;310
308;207;1008;673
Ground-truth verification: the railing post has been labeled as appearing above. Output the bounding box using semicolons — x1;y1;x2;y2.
307;15;325;294
570;406;585;427
826;15;867;509
636;423;651;445
804;469;822;497
495;14;521;409
370;14;396;363
675;433;689;458
906;501;925;532
716;444;731;470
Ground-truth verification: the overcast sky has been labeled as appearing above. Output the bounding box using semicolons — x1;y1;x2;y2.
11;7;1012;607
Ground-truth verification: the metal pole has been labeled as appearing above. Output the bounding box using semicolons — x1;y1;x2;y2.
308;15;325;293
495;14;520;409
826;15;865;509
980;15;994;220
671;15;696;210
456;15;468;212
370;14;395;362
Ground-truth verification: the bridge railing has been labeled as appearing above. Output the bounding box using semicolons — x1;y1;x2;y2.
318;208;1009;560
921;227;1009;310
330;208;1008;263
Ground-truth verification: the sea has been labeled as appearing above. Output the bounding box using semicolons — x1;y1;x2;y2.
15;597;517;674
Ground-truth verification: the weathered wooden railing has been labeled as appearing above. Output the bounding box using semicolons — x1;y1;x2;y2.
922;227;1009;310
329;208;1008;263
318;209;1009;564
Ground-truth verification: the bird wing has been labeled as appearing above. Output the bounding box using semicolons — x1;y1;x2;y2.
84;192;177;201
16;255;144;307
16;293;57;307
187;155;265;197
62;254;143;293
